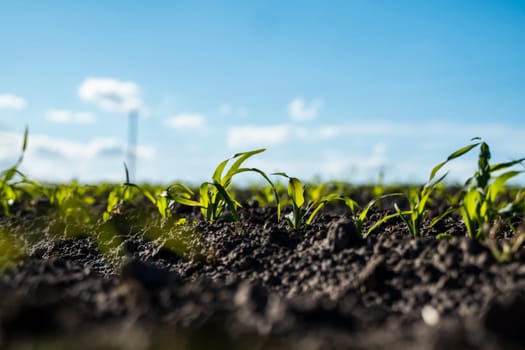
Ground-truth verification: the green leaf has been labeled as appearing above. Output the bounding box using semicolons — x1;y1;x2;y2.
490;158;525;172
155;195;170;219
430;207;456;228
211;182;240;221
365;211;403;238
141;188;157;206
358;193;403;222
436;233;453;240
13;126;29;169
306;202;326;226
123;163;131;184
288;177;304;208
429;142;480;182
271;172;289;177
305;193;341;225
222;148;266;187
488;170;521;204
173;196;203;207
166;183;194;198
212;158;230;184
199;183;211;209
394;203;417;236
21;126;28;152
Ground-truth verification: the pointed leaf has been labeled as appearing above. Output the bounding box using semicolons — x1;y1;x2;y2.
288;177;304;208
212;182;240;221
488;170;521;203
123;163;131;184
212;158;230;184
222;148;266;186
490;158;525;172
365;212;403;238
429;142;480;181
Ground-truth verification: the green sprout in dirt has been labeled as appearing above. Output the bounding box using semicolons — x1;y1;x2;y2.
367;140;481;237
458;138;525;240
273;173;392;232
0;127;41;215
103;164;160;221
166;149;279;223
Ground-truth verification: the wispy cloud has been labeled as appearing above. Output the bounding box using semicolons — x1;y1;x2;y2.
78;77;143;113
245;143;387;181
227;120;525;149
0;94;27;110
165;113;206;129
315;143;387;179
288;97;323;121
0;130;155;181
46;109;96;124
227;124;344;148
227;125;292;148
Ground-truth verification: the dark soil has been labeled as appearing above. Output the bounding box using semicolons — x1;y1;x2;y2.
1;200;525;350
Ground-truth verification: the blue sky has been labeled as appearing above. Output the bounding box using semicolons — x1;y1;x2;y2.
1;1;524;184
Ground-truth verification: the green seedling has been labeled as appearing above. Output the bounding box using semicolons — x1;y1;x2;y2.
367;140;481;237
273;173;383;231
273;173;307;229
47;182;96;225
168;149;279;223
103;164;159;221
0;127;39;215
459;138;525;240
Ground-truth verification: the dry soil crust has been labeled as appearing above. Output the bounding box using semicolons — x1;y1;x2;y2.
1;205;525;349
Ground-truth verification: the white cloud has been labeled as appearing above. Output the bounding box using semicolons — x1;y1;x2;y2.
165;113;206;129
78;77;143;113
0;130;156;182
46;109;96;124
227;124;346;149
288;97;323;121
245;144;387;182
226;120;525;150
227;125;292;148
0;94;27;110
27;135;155;160
319;143;387;179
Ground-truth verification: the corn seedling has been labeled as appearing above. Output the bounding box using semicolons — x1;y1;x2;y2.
273;173;372;230
459;138;525;240
103;164;159;221
366;140;481;237
47;182;96;226
168;149;279;223
0;127;36;215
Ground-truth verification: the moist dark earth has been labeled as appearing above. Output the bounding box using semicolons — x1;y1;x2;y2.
1;197;525;350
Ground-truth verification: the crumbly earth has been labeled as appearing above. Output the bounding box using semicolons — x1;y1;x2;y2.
1;200;525;350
